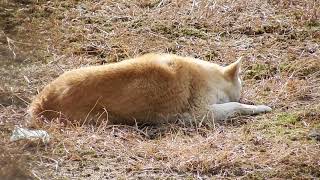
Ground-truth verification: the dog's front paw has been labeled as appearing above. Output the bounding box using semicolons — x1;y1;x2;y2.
256;105;272;113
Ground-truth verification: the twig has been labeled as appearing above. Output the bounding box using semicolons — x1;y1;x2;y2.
31;170;42;180
82;97;101;126
6;37;16;59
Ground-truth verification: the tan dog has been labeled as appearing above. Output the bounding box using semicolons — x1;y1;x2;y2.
29;53;271;125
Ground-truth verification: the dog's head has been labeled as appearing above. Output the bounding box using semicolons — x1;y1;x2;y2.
221;57;242;102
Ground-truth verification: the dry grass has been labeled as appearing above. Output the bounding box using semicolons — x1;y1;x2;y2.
0;0;319;179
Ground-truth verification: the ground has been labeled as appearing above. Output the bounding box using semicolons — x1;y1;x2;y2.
0;0;319;179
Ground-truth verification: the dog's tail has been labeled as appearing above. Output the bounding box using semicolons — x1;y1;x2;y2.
27;93;46;123
27;85;56;124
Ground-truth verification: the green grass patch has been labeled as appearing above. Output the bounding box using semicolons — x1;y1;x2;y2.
245;63;276;80
180;28;205;38
275;113;300;126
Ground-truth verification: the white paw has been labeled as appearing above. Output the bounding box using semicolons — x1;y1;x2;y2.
256;105;272;113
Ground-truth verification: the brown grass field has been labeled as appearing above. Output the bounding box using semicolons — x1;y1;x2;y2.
0;0;319;179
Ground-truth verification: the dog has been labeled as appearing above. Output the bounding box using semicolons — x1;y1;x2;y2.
28;53;271;125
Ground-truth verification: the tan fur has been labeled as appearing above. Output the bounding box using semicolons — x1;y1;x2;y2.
29;53;243;125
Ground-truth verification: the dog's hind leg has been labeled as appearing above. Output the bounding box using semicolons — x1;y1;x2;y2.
209;102;272;121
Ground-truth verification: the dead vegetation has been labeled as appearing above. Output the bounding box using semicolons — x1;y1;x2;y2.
0;0;319;179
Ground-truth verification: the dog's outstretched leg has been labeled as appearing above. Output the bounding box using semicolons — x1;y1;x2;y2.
209;102;272;121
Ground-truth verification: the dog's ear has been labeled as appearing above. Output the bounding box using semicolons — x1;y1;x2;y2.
224;57;242;80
